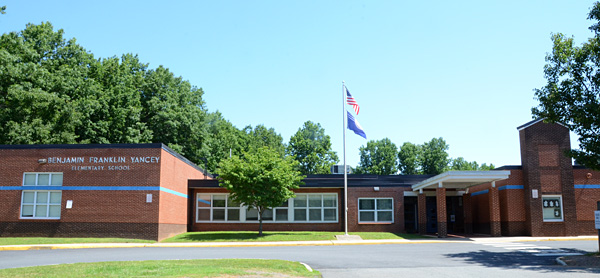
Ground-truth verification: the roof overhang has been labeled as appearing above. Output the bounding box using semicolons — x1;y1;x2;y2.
411;170;511;192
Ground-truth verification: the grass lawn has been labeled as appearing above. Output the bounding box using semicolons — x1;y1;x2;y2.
163;231;426;242
0;237;154;245
0;259;320;278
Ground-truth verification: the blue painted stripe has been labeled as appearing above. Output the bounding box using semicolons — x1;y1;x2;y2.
159;187;188;198
471;189;489;196
0;186;187;198
574;184;600;189
498;185;524;191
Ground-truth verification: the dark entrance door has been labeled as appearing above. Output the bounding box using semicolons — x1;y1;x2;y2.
403;196;418;233
426;196;437;234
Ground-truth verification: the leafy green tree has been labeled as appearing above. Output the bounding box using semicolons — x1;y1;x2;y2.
355;138;398;175
450;157;479;171
242;125;286;156
204;111;246;173
0;22;211;166
421;137;449;175
287;121;339;174
217;147;304;235
398;142;422;175
1;6;6;14
533;2;600;170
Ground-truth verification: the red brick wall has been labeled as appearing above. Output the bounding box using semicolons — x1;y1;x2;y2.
519;121;577;236
348;186;408;233
573;168;600;235
158;149;207;240
0;145;201;240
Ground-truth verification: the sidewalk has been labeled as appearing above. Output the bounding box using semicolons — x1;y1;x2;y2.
0;235;596;251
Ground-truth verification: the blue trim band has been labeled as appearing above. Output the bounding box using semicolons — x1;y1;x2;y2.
0;186;187;198
498;185;524;191
159;187;188;198
471;189;489;196
197;199;211;205
575;184;600;189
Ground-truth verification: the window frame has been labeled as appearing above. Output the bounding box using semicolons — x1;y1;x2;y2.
358;197;394;223
541;195;564;222
195;193;338;223
20;172;63;220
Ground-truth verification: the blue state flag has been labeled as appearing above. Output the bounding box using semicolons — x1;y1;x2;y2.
347;111;367;139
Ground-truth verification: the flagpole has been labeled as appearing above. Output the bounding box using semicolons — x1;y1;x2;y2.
342;81;349;235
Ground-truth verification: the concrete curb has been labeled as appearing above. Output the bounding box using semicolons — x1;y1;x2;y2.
0;236;596;251
556;257;568;266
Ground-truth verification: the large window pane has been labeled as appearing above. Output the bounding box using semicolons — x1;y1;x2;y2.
377;199;393;210
262;209;273;221
22;192;35;203
197;209;210;221
246;208;259;221
213;209;225;220
213;195;226;207
36;192;48;204
309;209;321;221
197;194;211;208
323;195;336;207
21;205;34;217
309;195;321;207
51;174;63;186
48;205;61;217
324;209;336;221
50;192;62;204
228;208;240;221
24;174;36;186
294;209;307;221
360;211;375;222
37;174;50;186
35;205;47;217
359;199;375;210
275;209;288;221
378;211;393;222
294;195;307;207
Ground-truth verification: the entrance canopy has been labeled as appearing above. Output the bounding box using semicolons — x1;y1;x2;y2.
412;170;511;192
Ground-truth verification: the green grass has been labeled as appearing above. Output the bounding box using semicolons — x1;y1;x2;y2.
0;237;154;245
0;259;320;278
163;231;426;242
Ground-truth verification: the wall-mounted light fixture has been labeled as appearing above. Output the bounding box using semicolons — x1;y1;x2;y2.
38;158;47;164
373;187;380;191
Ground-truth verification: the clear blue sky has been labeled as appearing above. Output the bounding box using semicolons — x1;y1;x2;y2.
1;1;596;168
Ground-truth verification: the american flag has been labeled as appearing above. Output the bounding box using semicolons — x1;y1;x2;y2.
345;87;360;115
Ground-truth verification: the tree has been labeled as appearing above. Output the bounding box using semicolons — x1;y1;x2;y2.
287;121;339;174
0;22;211;166
398;142;422;175
355;138;398;175
217;147;304;235
203;111;246;173
242;125;286;156
533;2;600;170
450;157;479;171
1;6;6;14
421;137;449;175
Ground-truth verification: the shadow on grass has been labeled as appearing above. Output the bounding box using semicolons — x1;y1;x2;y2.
446;249;600;274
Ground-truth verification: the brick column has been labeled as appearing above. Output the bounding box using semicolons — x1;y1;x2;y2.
489;182;501;237
463;193;473;234
436;186;447;238
418;191;427;235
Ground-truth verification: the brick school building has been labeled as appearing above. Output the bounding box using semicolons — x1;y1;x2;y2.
0;119;599;240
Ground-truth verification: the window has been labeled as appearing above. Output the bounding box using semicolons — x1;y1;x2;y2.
358;198;393;223
542;195;563;222
21;173;63;219
196;193;337;223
